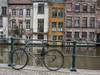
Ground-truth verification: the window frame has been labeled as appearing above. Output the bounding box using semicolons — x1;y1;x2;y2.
52;35;57;45
19;9;23;16
52;22;57;32
66;16;72;27
58;22;63;32
26;9;30;16
82;17;87;28
26;21;30;29
74;32;79;38
83;4;88;12
0;17;2;27
89;32;94;39
12;9;16;16
75;3;80;12
58;9;63;18
90;4;95;13
12;20;16;29
66;32;72;38
38;4;44;14
2;7;7;15
90;17;95;28
82;32;87;38
19;21;23;30
52;9;57;18
74;17;80;27
58;36;63;40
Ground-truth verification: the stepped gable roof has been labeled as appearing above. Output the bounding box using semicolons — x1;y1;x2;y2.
8;0;32;4
32;0;48;2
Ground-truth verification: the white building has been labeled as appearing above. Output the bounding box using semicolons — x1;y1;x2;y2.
32;0;49;40
0;0;8;38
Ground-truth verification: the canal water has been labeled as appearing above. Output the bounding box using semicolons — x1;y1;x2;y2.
0;45;100;70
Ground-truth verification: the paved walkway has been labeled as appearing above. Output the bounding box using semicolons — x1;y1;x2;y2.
0;64;100;75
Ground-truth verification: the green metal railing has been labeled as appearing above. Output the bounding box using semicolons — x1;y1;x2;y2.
0;37;100;71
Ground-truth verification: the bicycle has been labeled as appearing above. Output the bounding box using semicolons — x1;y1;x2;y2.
10;40;64;71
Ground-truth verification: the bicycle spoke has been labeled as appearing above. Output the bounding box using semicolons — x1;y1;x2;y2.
43;49;64;71
10;48;29;70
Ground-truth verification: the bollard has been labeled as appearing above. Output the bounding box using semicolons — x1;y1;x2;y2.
8;37;15;66
70;40;77;71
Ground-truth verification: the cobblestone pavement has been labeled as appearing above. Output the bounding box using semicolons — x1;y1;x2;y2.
0;64;100;75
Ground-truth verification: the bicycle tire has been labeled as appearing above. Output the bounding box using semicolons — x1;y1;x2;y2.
43;49;64;71
10;48;29;70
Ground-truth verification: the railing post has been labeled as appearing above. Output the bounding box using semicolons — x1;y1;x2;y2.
8;37;15;66
70;40;77;71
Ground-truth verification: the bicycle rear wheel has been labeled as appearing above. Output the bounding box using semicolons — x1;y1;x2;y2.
43;49;64;71
10;48;29;70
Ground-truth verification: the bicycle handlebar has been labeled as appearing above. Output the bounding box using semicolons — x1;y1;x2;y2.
25;39;45;47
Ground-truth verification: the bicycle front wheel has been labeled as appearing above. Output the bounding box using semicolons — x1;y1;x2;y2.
10;48;29;70
43;49;64;71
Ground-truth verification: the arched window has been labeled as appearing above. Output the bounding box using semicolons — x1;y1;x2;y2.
12;20;16;29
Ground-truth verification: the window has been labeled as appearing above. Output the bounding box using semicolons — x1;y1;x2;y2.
52;22;57;32
74;17;80;27
12;21;16;29
90;17;95;28
75;4;80;12
66;32;72;38
26;9;30;16
66;16;72;27
74;32;79;38
19;21;23;30
58;9;63;18
52;35;57;45
38;19;44;32
52;9;57;18
89;32;94;39
58;36;63;40
38;34;44;39
58;22;63;32
26;21;30;29
0;32;3;38
38;4;44;14
90;4;95;13
98;22;100;28
19;9;23;16
83;4;88;12
12;9;16;16
0;17;2;27
2;7;7;15
82;17;87;28
82;32;87;38
26;36;30;39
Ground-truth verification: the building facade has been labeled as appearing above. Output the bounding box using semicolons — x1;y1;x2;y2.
96;4;100;42
48;0;64;45
64;0;97;44
32;0;49;41
0;0;8;38
8;0;33;39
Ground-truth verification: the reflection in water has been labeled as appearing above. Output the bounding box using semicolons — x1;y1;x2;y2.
0;45;100;70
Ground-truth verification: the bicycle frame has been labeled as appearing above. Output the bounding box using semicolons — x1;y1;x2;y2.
24;40;47;62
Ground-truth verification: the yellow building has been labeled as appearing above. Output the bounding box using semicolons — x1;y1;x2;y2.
48;2;64;45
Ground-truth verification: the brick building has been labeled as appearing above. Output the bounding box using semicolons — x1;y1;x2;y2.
8;0;33;39
64;0;97;44
96;1;100;42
